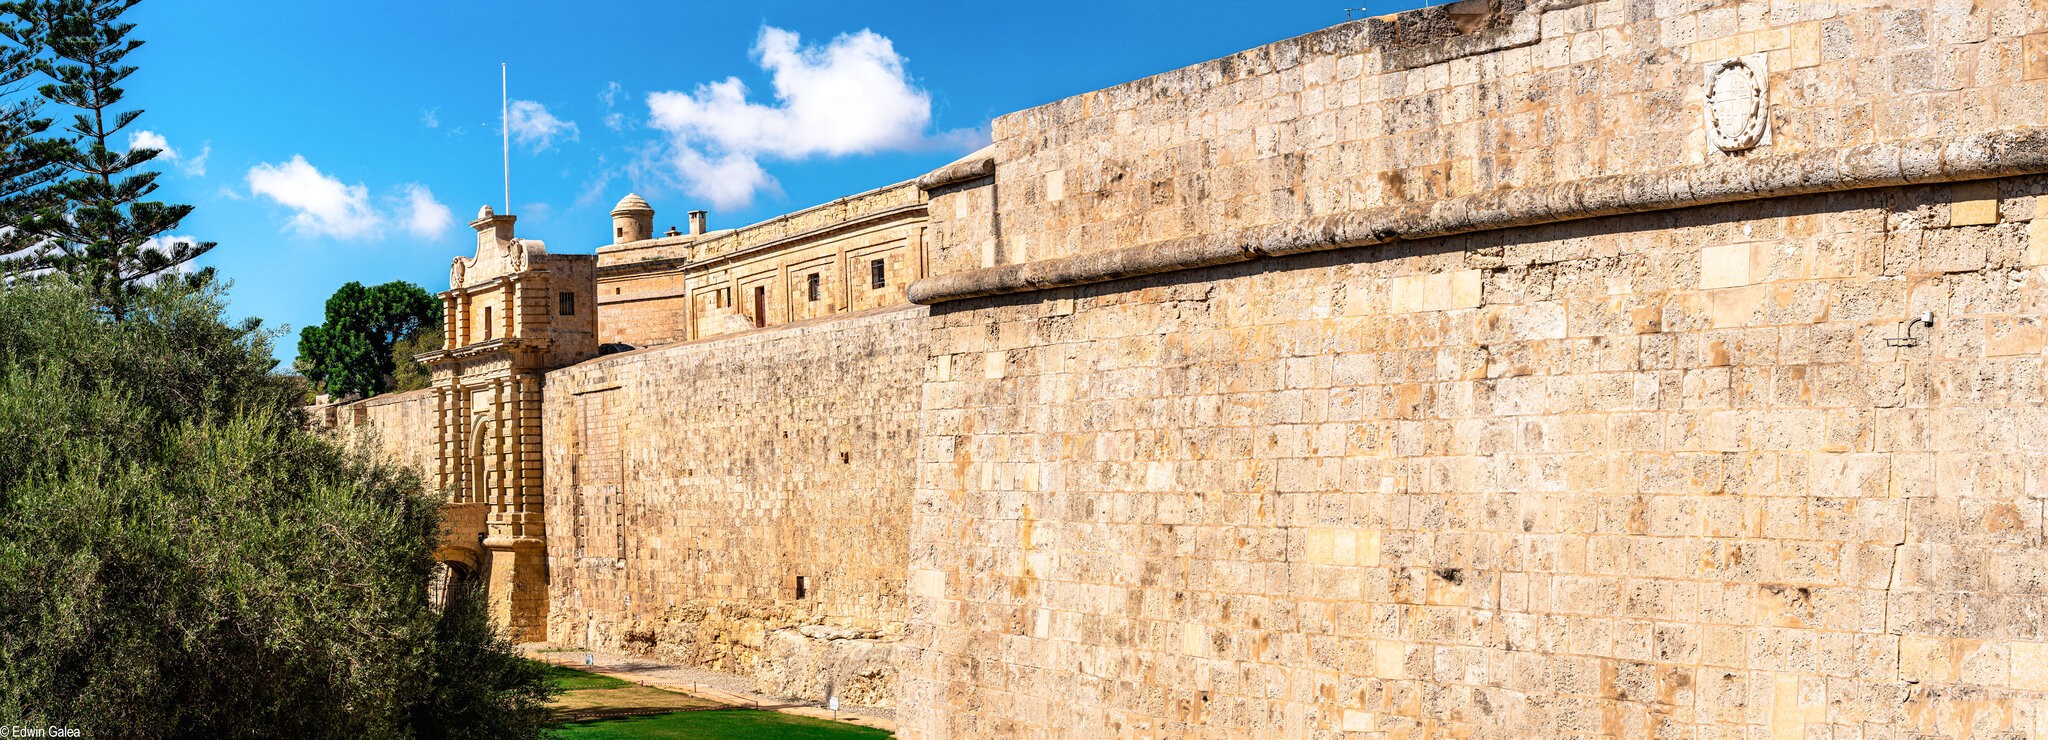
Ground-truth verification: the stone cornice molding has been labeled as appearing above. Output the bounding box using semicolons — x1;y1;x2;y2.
679;202;928;274
436;273;532;301
418;337;549;366
907;128;2048;305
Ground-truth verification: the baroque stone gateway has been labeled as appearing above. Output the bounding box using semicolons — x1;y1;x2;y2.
313;0;2048;735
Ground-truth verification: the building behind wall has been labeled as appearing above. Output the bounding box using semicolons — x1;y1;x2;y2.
593;181;928;347
315;0;2048;734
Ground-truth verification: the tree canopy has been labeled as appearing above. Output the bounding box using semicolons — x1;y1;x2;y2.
0;0;211;312
0;6;65;264
391;323;442;393
299;280;442;399
0;276;554;737
0;2;554;734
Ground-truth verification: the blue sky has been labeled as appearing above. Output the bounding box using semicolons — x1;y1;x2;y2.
125;1;1418;365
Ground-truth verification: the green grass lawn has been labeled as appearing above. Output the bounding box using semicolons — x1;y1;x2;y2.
551;709;893;739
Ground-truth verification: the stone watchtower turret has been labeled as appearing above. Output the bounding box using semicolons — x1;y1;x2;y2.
611;193;653;244
416;205;596;640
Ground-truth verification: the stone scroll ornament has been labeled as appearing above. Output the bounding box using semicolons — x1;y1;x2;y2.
1704;54;1769;152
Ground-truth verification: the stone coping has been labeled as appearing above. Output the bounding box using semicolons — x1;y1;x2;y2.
915;145;995;190
907;127;2048;304
349;387;435;409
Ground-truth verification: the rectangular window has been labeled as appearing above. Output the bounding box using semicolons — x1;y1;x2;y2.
794;575;808;600
719;287;731;308
807;273;820;302
481;306;492;340
870;258;886;289
753;286;767;328
558;291;576;316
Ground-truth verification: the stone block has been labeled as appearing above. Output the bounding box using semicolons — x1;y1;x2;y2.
1306;528;1380;566
2013;642;2048;691
1449;269;1482;310
1375;641;1404;679
1952;183;2001;226
2028;216;2048;266
2027;34;2048;81
1709;285;1768;328
1791;23;1822;69
1985;318;2043;356
1900;636;1959;683
1184;623;1208;657
1390;270;1483;314
1770;673;1826;739
1700;243;1754;290
1342;709;1375;732
913;569;944;598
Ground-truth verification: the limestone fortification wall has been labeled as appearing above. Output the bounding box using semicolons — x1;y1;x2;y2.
541;306;928;705
897;0;2048;736
904;174;2048;737
354;389;438;481
313;0;2048;733
316;388;438;485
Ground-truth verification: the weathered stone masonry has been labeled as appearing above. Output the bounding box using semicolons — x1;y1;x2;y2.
903;179;2048;738
314;0;2048;734
543;305;926;705
896;0;2048;735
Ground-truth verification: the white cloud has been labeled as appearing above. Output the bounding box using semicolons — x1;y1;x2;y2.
128;129;172;158
643;26;955;209
246;155;381;239
601;82;628;131
397;184;453;237
421;107;440;129
576;156;621;208
663;147;775;211
246;156;462;242
507;99;578;152
128;130;208;176
184;144;210;177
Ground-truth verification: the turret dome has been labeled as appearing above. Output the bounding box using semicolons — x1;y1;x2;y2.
611;193;653;215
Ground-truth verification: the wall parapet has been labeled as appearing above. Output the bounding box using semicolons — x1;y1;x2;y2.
910;127;2048;303
911;0;2048;304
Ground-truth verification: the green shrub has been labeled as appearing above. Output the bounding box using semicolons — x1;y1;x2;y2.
0;277;555;737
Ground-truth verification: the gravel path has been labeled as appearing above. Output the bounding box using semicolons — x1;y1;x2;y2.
524;644;898;730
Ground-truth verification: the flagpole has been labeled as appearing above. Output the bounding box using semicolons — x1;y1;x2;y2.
501;62;510;213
